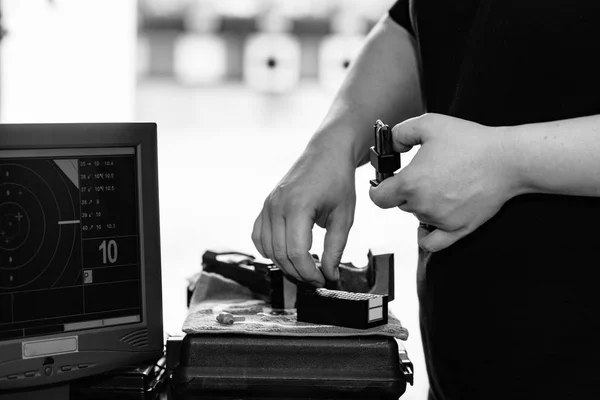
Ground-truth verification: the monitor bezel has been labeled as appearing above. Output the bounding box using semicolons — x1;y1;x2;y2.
0;123;163;390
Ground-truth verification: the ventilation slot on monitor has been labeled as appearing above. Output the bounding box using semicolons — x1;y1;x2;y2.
119;329;149;348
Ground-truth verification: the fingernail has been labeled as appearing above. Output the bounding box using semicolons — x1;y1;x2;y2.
334;268;340;280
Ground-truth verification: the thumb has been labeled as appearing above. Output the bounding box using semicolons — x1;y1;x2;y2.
321;213;352;281
391;113;438;152
418;227;466;253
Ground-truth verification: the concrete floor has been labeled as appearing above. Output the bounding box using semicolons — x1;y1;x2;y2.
135;80;429;400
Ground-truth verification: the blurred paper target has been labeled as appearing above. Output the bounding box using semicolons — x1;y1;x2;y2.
173;0;227;85
183;0;221;32
243;9;301;94
214;0;261;19
173;34;227;85
140;0;186;17
353;0;399;23
273;0;335;19
318;34;364;93
318;8;366;93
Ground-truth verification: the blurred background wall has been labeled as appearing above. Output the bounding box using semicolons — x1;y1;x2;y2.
0;1;428;398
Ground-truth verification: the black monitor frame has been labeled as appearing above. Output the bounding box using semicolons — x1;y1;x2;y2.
0;123;163;395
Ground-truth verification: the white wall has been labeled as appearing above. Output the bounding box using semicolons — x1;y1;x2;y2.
0;0;137;123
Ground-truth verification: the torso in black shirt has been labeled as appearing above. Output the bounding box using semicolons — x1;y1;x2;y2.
389;1;600;399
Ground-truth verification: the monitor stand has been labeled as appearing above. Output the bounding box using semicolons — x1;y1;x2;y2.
2;383;70;400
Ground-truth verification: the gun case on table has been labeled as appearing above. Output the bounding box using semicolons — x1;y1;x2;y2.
168;333;413;400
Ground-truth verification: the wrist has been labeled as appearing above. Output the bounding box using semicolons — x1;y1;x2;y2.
498;125;533;198
306;124;371;168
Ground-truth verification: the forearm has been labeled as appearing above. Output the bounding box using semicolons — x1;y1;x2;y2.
507;114;600;197
306;15;424;167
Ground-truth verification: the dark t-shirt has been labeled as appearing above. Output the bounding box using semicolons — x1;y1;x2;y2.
389;1;600;399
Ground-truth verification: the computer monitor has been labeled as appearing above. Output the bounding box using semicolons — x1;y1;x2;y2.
0;123;164;399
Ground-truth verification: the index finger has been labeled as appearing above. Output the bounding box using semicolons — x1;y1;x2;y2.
285;213;325;287
251;211;267;258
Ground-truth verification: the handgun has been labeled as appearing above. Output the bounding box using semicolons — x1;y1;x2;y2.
197;250;395;311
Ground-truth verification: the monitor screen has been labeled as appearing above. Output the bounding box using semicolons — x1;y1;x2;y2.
0;148;143;341
0;123;163;397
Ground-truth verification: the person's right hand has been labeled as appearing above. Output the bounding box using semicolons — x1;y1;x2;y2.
251;147;357;287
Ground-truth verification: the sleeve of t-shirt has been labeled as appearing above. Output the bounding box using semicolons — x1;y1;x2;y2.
388;0;415;36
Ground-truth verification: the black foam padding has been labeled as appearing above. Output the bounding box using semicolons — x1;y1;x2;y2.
171;334;407;400
296;288;388;330
268;266;285;310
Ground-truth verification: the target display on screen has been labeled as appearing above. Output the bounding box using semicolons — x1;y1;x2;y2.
0;148;142;340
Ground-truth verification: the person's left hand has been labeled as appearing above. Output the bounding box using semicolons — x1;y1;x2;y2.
369;113;521;252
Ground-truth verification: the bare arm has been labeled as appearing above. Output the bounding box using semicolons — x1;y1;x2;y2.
507;114;600;197
306;15;424;168
252;14;425;285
